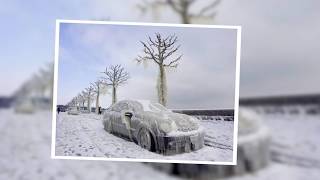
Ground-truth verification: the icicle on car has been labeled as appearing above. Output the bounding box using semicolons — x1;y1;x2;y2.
102;100;205;155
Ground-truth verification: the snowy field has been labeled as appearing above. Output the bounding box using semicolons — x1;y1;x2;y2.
55;112;234;162
225;113;320;180
1;108;320;180
263;114;320;168
0;109;180;180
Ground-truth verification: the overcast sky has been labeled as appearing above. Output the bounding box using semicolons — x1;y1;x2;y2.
1;0;320;99
57;23;238;109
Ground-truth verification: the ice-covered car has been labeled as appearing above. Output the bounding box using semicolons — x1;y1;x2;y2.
102;100;205;155
67;107;80;115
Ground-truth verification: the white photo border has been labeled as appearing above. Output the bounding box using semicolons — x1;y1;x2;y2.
51;19;241;165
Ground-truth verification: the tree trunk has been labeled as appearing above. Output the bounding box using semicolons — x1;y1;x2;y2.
95;89;100;114
181;3;190;24
157;65;167;106
112;85;117;105
49;76;53;103
181;12;190;24
49;84;53;103
87;96;91;113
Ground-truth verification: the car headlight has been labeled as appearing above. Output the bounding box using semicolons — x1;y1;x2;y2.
190;117;200;128
159;121;177;133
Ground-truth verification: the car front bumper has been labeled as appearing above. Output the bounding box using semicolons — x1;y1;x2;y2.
156;130;205;155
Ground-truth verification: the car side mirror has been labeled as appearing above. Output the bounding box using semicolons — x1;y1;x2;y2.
125;111;133;118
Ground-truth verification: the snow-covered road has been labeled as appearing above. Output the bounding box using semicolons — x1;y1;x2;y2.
55;112;234;162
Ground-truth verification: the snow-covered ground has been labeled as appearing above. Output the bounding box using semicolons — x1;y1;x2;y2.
1;108;320;180
225;113;320;180
0;109;180;180
263;114;320;168
55;112;234;162
227;162;320;180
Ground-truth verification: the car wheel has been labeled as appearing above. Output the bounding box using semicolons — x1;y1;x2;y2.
138;128;154;151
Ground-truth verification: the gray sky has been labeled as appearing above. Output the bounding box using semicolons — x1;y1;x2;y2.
1;0;320;99
57;23;238;109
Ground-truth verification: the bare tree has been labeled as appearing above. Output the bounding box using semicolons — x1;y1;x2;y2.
85;86;95;112
76;93;84;109
39;62;54;101
70;97;78;107
79;91;87;110
29;74;46;98
74;96;79;109
101;65;130;105
91;80;104;114
13;62;54;109
137;0;221;24
136;33;182;106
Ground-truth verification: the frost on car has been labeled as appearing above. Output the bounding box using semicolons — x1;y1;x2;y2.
67;107;80;115
102;100;205;155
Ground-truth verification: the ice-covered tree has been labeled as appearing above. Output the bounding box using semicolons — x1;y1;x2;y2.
41;62;54;101
69;97;78;107
33;63;54;99
137;0;221;24
29;74;46;98
101;65;130;105
73;96;79;108
78;91;87;109
85;86;95;112
136;33;182;106
91;80;105;114
12;62;54;110
76;93;84;109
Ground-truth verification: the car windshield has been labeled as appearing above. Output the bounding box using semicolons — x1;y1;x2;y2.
148;103;170;112
111;101;144;113
128;101;143;112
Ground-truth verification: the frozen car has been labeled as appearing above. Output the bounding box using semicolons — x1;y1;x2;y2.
102;100;205;155
67;107;80;115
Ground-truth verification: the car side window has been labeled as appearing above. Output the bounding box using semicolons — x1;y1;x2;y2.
111;103;122;112
128;102;143;113
111;102;129;112
122;103;129;111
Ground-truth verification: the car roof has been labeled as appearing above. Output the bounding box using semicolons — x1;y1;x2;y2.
117;99;152;111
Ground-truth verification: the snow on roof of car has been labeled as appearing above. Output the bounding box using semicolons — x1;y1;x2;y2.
135;99;152;111
120;99;168;112
135;99;171;112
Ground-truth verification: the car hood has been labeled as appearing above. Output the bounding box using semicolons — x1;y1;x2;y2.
144;111;200;132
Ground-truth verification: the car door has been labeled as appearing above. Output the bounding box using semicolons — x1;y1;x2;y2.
114;112;124;135
109;104;122;134
109;102;130;138
118;103;131;138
